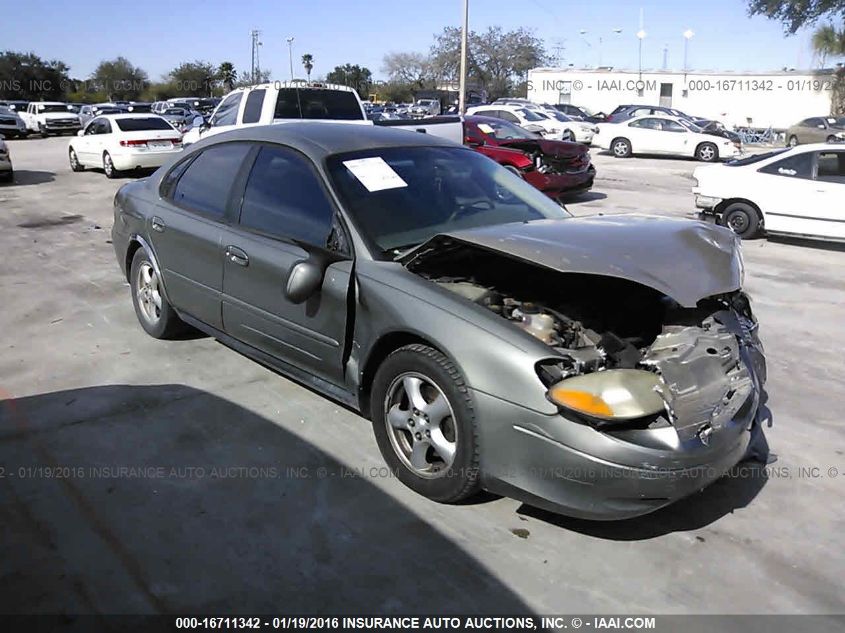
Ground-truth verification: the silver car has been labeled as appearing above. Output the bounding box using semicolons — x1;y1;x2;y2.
111;123;767;520
0;136;13;182
0;106;27;139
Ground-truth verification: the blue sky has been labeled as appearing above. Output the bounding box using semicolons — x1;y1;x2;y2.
5;0;824;81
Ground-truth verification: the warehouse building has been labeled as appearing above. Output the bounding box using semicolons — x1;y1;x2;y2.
526;67;838;129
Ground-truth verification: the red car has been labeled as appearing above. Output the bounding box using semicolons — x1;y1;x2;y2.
463;115;595;199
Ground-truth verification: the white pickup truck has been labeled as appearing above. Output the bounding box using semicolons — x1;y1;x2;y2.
20;102;82;137
182;81;462;146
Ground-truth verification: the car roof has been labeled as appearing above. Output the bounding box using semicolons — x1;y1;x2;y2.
94;113;168;121
784;142;845;152
193;122;459;159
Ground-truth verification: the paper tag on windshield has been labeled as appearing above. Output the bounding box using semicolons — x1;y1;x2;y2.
477;123;495;134
343;157;407;192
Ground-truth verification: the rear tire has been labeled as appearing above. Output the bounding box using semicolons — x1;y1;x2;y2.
696;142;719;162
103;152;119;179
370;344;480;504
611;137;632;158
129;248;183;339
722;202;761;239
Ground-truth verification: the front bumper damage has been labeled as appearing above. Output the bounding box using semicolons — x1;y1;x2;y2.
477;308;767;521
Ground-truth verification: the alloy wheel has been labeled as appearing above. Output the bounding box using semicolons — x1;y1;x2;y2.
384;372;457;478
699;145;716;161
613;141;629;156
135;262;162;325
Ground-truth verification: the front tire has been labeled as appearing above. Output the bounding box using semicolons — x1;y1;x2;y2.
69;147;84;172
611;137;632;158
787;135;798;147
103;152;119;179
696;142;719;162
370;344;480;503
129;248;183;338
826;135;838;143
722;202;761;239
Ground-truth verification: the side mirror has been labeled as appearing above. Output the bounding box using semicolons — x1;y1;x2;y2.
77;130;85;137
285;260;323;304
464;136;484;147
192;116;205;128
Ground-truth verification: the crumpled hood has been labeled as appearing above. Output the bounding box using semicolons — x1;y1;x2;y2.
497;138;585;158
401;215;743;307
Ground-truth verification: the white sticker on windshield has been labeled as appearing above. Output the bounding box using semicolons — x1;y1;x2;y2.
477;123;495;134
343;157;408;192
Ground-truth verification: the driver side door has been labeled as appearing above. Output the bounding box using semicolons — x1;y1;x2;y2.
220;144;352;386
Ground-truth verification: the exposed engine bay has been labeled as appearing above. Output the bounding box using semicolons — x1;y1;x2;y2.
413;245;765;442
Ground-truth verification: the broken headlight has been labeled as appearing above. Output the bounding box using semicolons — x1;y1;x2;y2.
548;369;666;420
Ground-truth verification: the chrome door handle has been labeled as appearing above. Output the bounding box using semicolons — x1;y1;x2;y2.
225;246;249;267
151;216;165;232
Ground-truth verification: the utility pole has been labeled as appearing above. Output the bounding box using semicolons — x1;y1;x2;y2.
458;0;469;114
636;9;646;81
250;30;263;84
286;37;295;81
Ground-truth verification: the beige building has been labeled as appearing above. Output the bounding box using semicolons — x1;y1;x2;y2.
527;67;837;129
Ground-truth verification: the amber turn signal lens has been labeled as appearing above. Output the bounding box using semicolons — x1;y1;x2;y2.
548;388;613;417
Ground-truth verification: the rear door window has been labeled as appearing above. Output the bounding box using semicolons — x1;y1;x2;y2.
759;152;814;179
241;89;266;124
170;143;252;218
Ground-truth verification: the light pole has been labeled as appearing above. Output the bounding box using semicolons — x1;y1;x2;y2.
683;29;694;72
458;0;469;114
579;28;622;67
637;29;646;80
286;37;295;81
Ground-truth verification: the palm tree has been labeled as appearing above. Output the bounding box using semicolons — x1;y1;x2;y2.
301;54;314;81
217;61;237;92
812;24;845;67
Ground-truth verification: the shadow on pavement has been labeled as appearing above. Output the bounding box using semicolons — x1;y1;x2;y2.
0;384;534;615
766;235;845;253
7;170;55;186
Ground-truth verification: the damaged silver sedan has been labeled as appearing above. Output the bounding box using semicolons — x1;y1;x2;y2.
112;123;767;520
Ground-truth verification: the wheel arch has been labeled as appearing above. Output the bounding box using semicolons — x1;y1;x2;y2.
125;235;172;304
358;331;449;418
695;140;719;159
715;197;764;224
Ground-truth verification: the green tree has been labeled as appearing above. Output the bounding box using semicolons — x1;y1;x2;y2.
747;0;845;34
301;54;314;81
0;51;71;100
217;61;237;93
429;26;546;100
382;51;432;88
168;60;216;97
326;64;372;96
91;56;148;100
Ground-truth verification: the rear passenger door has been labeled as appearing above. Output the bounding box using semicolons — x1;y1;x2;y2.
808;149;845;239
151;142;254;329
220;144;353;385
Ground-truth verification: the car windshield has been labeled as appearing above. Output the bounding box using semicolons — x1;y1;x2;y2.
37;104;69;113
519;108;545;122
327;146;570;256
115;117;174;132
725;148;790;166
831;117;845;127
164;109;186;115
548;111;572;122
475;119;538;140
679;119;704;133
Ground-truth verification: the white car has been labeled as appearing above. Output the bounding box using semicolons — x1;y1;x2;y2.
68;114;183;178
466;104;566;140
596;115;741;162
0;136;13;183
540;110;597;144
693;143;845;240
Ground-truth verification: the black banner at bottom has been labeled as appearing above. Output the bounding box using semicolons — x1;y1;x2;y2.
1;615;843;633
